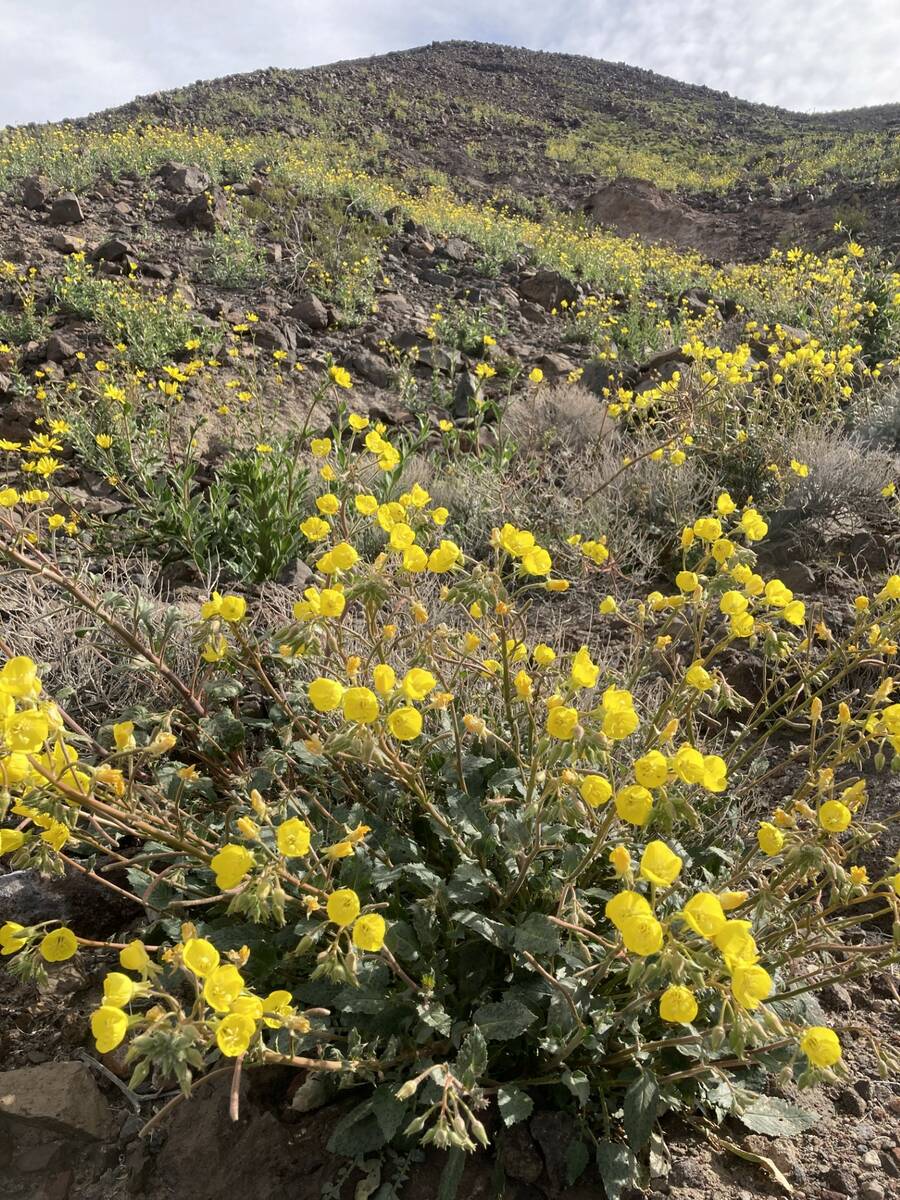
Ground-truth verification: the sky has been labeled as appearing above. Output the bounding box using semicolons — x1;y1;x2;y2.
1;0;899;127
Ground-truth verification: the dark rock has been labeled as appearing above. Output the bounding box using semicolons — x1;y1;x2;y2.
500;1125;543;1184
0;1062;113;1140
453;371;481;418
140;261;175;281
535;351;577;378
345;348;393;388
250;321;294;354
837;1086;867;1117
48;231;86;255
288;295;329;331
44;334;78;363
668;1158;707;1188
159;161;211;195
440;236;471;262
860;1182;885;1200
517;268;579;310
48;193;85;226
529;1111;573;1193
22;176;52;209
92;238;135;263
822;982;855;1011
175;187;228;232
824;1165;858;1195
0;867;140;935
376;292;412;318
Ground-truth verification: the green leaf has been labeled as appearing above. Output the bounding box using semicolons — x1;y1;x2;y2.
453;909;513;949
596;1140;634;1200
565;1140;590;1187
497;1085;533;1127
327;1098;386;1156
472;998;537;1041
623;1070;659;1152
199;710;245;753
456;1026;488;1090
437;1147;466;1200
738;1096;816;1138
372;1084;409;1142
561;1069;590;1106
417;1000;453;1036
514;913;560;957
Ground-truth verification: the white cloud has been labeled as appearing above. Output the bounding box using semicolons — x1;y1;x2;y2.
0;0;897;126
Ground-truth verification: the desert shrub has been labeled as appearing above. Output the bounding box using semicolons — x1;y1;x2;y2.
201;205;267;289
2;417;898;1195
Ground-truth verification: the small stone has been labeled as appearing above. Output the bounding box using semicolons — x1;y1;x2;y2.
824;1165;858;1195
668;1158;706;1188
48;193;85;225
861;1150;882;1168
837;1086;867;1116
160;161;211;194
0;1061;113;1140
93;238;135;263
860;1181;884;1200
499;1124;543;1184
175;187;227;231
44;334;78;363
822;982;854;1011
345;347;393;388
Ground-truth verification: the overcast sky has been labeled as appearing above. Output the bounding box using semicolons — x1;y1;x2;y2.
2;0;899;127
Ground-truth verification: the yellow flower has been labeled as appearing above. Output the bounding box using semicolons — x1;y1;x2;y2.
614;785;653;826
5;710;49;753
352;914;386;952
675;570;699;593
316;493;340;515
528;367;544;384
0;656;38;696
348;413;369;431
609;845;631;876
182;937;220;976
308;677;344;712
342;686;379;724
521;546;552;576
119;939;151;975
685;662;713;690
680;893;726;939
216;1012;256;1057
619;913;663;956
372;664;396;694
0;828;25;854
605;889;651;930
0;921;28;955
203;964;245;1012
402;668;436;700
327;888;361;926
639;840;682;887
634;750;668;789
546;705;578;740
569;646;599;689
91;1005;128;1053
818;800;851;833
39;927;78;962
328;365;352;389
800;1026;842;1068
659;985;698;1024
715;921;759;970
731;964;773;1010
579;774;612;807
300;515;330;541
113;720;135;750
757;822;785;856
0;487;19;507
533;643;556;666
599;595;618;614
95;433;113;449
211;844;254;890
276;817;311;857
310;437;332;458
388;706;422;741
102;971;137;1008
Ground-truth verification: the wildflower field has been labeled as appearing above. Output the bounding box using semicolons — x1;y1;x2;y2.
0;41;898;1200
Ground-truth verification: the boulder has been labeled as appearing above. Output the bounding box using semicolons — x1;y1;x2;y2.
22;176;51;210
48;193;84;226
175;187;228;232
345;348;393;388
517;268;579;310
287;295;329;330
159;161;211;195
0;1062;113;1140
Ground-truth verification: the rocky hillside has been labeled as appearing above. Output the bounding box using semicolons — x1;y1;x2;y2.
41;40;898;259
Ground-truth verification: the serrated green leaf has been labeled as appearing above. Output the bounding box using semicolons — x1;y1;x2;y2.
514;912;560;956
456;1026;488;1090
739;1096;816;1138
472;997;537;1041
596;1140;634;1200
623;1070;659;1152
565;1139;590;1187
438;1147;466;1200
561;1069;589;1106
497;1085;533;1127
